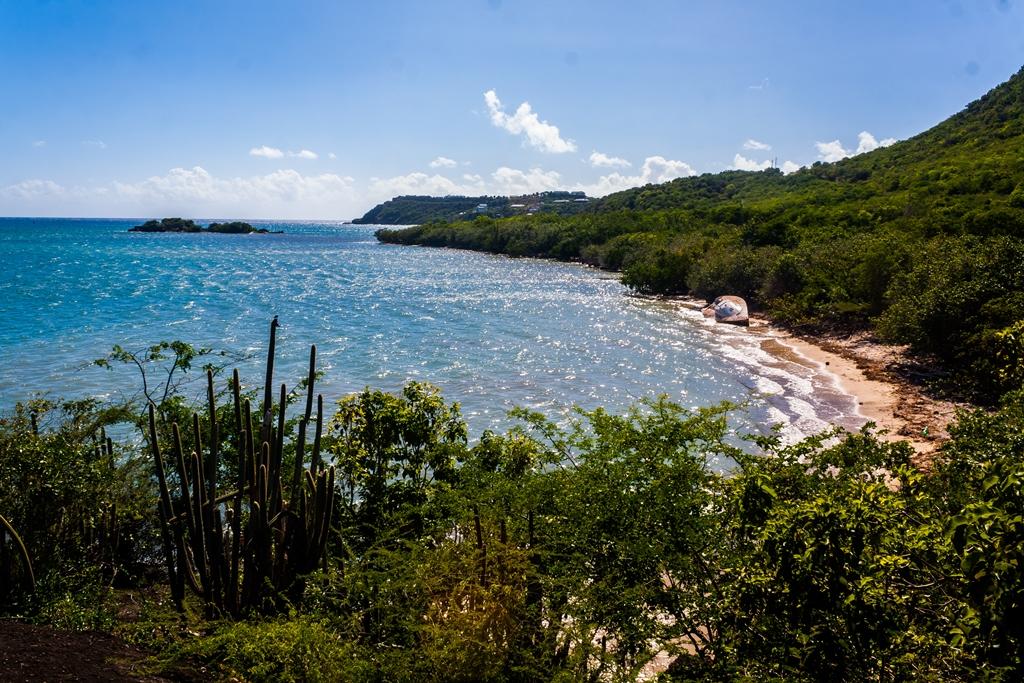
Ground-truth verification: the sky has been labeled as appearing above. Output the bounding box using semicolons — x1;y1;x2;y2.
1;0;1023;220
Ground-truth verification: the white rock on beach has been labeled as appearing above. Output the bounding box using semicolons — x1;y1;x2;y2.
702;295;749;326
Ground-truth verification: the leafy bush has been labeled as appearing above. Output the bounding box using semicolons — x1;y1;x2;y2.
878;236;1024;395
31;564;119;633
9;346;1024;679
687;244;778;302
173;616;369;683
0;399;155;614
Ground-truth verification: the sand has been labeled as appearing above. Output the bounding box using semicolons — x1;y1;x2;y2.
675;296;963;463
747;318;963;464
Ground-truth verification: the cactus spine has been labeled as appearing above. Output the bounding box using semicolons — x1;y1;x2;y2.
148;318;335;616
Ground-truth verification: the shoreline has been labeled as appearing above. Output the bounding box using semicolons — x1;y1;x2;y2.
374;245;964;460
750;319;962;463
673;295;960;462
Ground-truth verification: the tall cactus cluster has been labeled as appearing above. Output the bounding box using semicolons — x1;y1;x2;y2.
148;318;335;616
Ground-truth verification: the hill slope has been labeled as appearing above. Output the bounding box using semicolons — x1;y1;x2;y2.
378;67;1024;400
351;191;593;224
593;63;1023;218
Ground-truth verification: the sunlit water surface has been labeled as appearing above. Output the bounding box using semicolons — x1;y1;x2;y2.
0;219;865;462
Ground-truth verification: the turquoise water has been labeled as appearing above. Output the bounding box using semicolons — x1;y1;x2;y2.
0;218;862;442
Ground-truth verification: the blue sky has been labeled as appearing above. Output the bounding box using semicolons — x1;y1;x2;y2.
1;0;1022;219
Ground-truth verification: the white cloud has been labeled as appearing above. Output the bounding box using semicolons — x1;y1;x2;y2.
82;140;107;149
3;164;558;220
855;131;897;154
328;152;337;160
588;151;631;168
251;148;320;160
816;131;897;162
112;166;354;205
491;167;563;194
577;155;696;196
1;179;65;199
429;156;458;168
743;139;771;151
815;139;851;162
32;140;46;148
369;166;564;200
250;145;284;159
0;166;359;219
732;153;772;172
732;154;802;174
483;89;577;153
369;172;471;199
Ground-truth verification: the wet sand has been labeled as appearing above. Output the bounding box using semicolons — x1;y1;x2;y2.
673;293;961;462
751;320;962;463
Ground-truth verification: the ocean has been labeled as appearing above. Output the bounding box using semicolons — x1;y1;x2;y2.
0;218;863;451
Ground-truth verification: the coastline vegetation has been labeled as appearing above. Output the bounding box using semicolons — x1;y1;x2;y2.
378;66;1024;403
130;218;278;234
3;321;1024;681
351;191;592;225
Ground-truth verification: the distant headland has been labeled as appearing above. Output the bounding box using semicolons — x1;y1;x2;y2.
350;191;592;225
129;218;281;234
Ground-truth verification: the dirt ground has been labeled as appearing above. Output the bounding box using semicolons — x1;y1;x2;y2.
0;621;175;683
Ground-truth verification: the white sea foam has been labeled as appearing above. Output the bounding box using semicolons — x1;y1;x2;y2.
679;307;864;443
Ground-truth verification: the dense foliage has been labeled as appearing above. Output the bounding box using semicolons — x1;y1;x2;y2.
130;217;205;232
352;192;592;224
207;221;267;234
0;399;155;616
379;66;1024;401
4;332;1024;679
129;218;273;234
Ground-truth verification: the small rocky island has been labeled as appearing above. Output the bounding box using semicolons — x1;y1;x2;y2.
129;218;281;234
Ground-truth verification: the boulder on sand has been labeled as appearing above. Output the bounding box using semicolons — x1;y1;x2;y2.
701;295;749;326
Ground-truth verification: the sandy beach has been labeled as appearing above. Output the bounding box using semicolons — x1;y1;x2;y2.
676;296;960;461
751;319;963;463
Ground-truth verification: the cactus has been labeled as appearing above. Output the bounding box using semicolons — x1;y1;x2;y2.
148;318;335;617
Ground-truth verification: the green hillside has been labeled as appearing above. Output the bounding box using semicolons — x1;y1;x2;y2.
351;191;593;224
378;66;1024;401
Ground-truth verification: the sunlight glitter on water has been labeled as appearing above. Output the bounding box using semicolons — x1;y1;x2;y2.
0;219;863;457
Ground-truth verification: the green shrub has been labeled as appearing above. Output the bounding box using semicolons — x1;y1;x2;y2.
1009;183;1024;208
174;617;369;683
0;399;155;614
31;564;118;632
687;244;778;302
878;236;1024;396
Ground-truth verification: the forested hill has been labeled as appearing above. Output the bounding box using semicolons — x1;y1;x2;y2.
378;66;1024;401
594;63;1024;214
351;191;593;224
